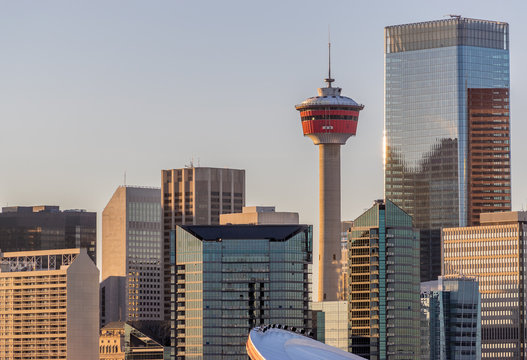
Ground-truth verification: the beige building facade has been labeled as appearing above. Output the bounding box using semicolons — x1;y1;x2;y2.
0;248;99;360
101;186;162;325
443;211;527;359
220;206;299;225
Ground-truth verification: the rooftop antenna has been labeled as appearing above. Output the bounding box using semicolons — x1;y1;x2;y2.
124;170;126;186
324;26;334;88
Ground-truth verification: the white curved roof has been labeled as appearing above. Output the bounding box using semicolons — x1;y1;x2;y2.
247;328;367;360
295;86;362;108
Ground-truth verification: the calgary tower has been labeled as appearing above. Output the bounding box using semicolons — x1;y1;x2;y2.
295;44;364;302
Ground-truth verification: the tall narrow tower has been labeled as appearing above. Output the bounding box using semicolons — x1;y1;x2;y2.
295;44;364;301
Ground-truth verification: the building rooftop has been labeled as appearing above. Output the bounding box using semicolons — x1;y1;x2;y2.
178;224;309;241
479;211;527;225
247;326;366;360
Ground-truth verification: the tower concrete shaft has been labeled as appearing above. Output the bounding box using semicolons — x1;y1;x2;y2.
295;53;363;302
318;144;342;301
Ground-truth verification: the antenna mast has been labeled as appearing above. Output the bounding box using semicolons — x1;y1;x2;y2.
325;27;334;87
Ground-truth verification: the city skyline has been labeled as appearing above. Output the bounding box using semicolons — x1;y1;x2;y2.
3;1;527;269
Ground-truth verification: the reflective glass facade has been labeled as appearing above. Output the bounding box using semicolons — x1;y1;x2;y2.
170;225;312;360
0;206;96;264
348;199;420;359
162;167;246;319
420;277;481;359
384;18;510;281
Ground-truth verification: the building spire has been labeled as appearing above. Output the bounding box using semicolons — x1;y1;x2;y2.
325;29;334;87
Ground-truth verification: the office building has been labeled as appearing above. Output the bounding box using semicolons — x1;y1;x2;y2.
420;277;481;359
384;17;511;281
171;224;312;359
443;211;527;359
101;186;163;325
0;248;99;360
161;167;245;319
220;206;299;225
349;199;420;359
295;46;364;301
99;321;168;360
0;205;96;264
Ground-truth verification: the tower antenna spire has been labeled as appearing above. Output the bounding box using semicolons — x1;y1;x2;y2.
325;27;334;87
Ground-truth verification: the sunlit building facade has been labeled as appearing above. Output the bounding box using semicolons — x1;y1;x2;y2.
443;211;527;359
99;321;168;360
101;186;163;325
348;199;420;359
170;224;312;360
0;249;99;360
384;17;511;281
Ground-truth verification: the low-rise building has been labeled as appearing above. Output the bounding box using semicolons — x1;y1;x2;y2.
220;206;299;225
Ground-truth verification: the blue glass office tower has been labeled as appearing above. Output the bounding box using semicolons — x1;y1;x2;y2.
349;199;420;359
420;277;481;359
169;225;312;360
384;17;511;281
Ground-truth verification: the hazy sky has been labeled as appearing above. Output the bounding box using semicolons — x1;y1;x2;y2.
2;1;527;267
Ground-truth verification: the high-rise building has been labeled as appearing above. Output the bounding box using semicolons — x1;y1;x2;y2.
0;248;99;360
443;211;527;359
349;199;420;359
384;17;511;281
161;167;245;319
101;186;163;325
220;206;299;225
295;46;364;301
0;205;96;264
420;276;481;359
170;224;312;360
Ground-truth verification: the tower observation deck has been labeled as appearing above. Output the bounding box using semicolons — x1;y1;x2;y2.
295;45;364;301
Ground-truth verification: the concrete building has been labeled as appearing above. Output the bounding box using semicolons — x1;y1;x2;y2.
0;205;96;263
99;321;168;360
170;224;312;360
0;248;99;360
420;277;481;360
101;186;163;325
161;167;245;319
295;47;364;302
384;17;511;282
349;199;420;359
220;206;299;225
443;211;527;359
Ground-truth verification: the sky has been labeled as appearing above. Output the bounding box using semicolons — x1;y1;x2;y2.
2;1;527;268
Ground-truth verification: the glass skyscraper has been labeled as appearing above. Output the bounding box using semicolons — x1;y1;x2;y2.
384;17;511;281
348;199;420;359
170;224;312;360
420;277;481;359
